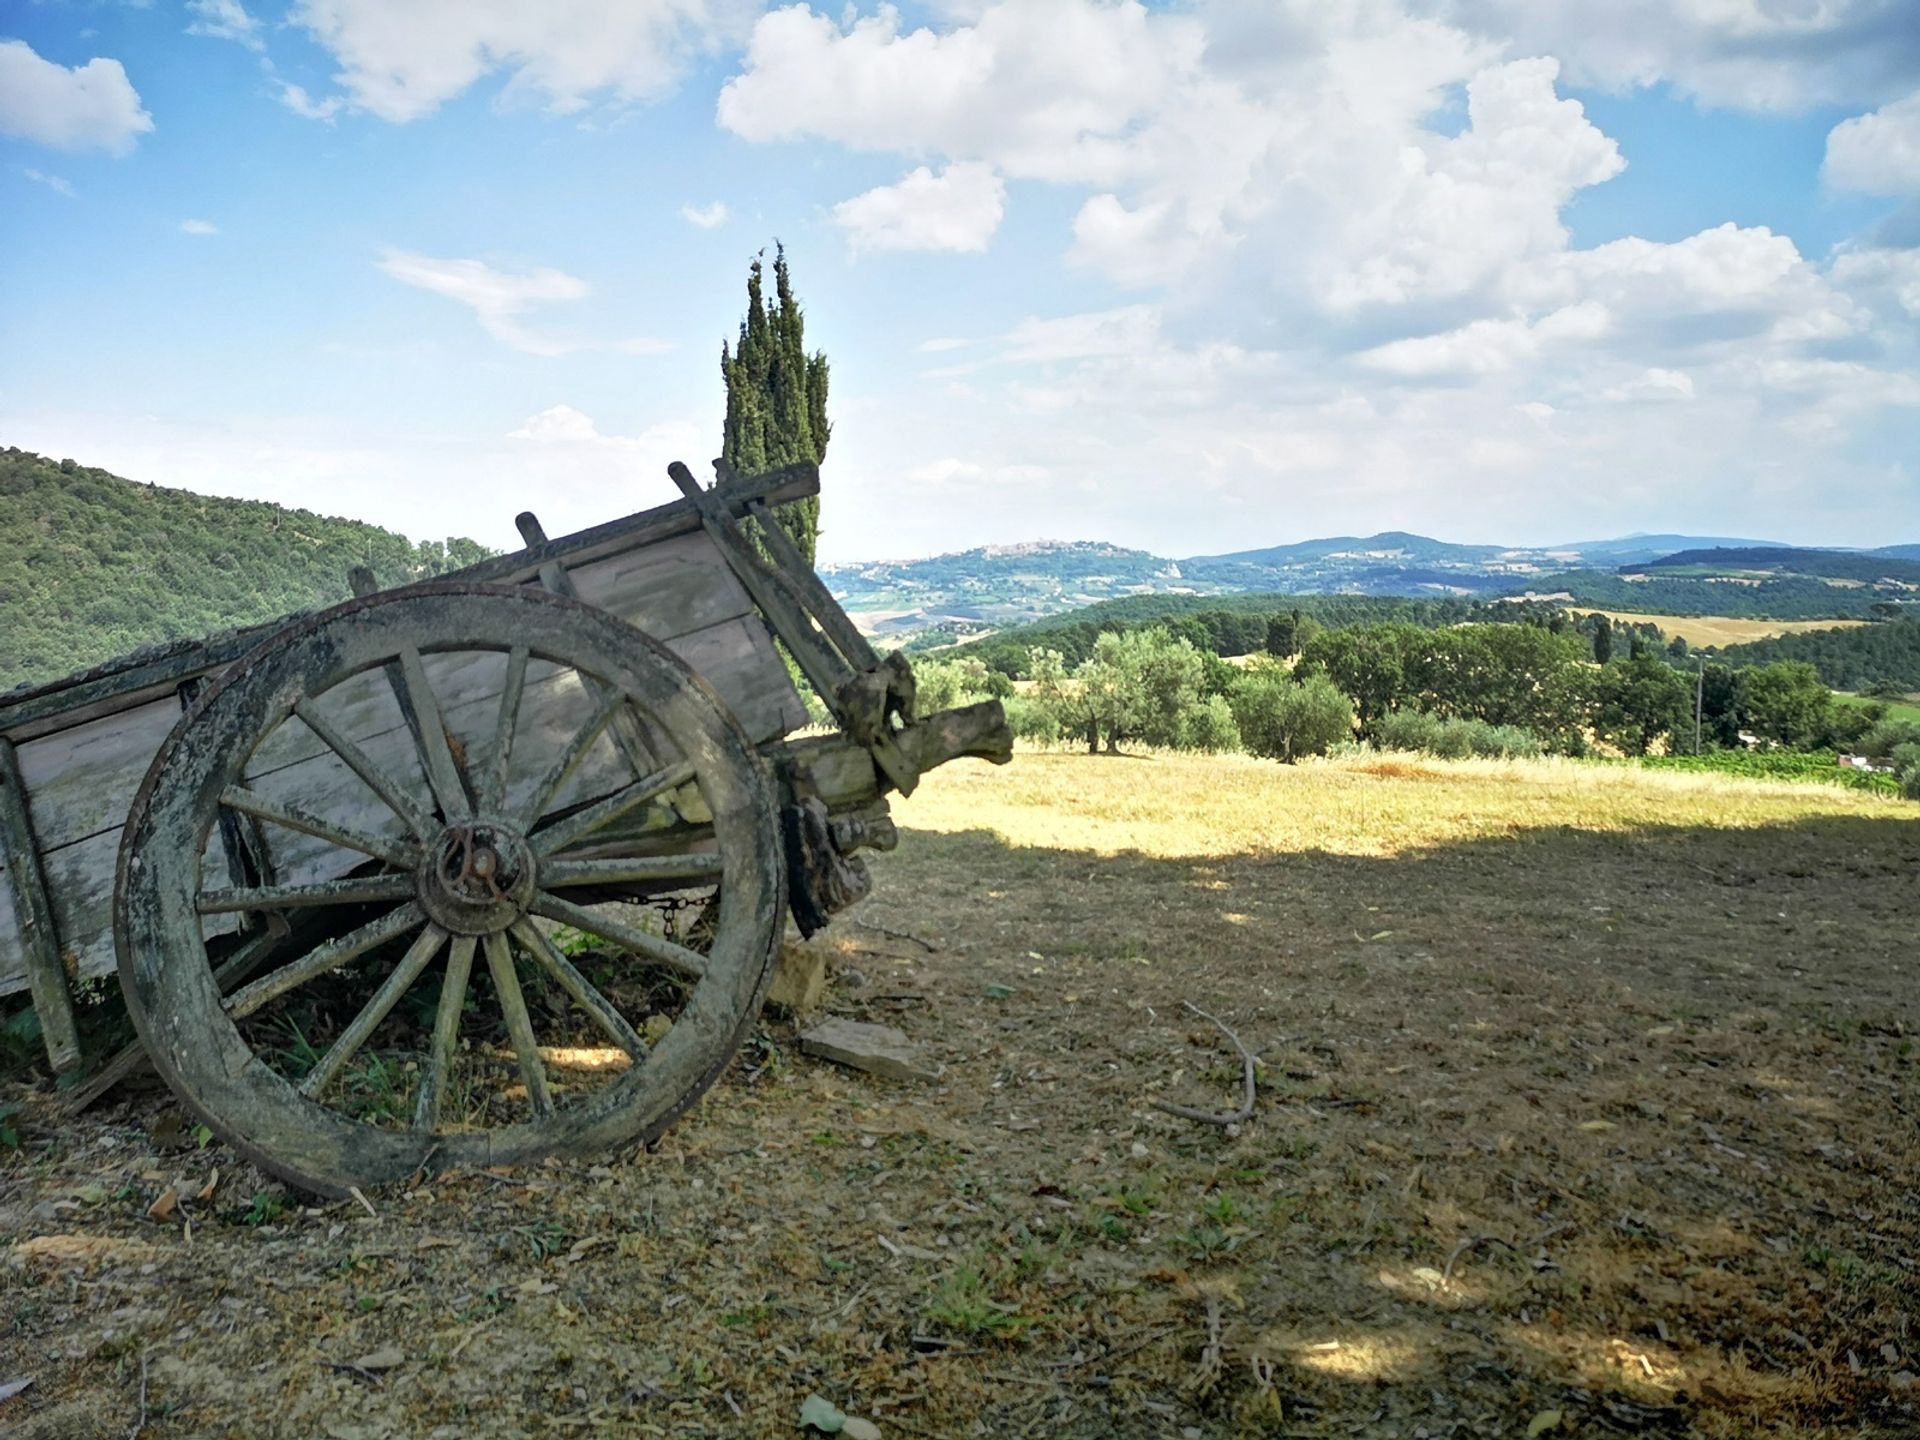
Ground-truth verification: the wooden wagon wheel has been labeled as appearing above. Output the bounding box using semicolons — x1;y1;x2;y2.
116;584;783;1196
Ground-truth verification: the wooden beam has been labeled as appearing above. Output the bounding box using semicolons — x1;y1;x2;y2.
0;737;81;1071
666;462;920;795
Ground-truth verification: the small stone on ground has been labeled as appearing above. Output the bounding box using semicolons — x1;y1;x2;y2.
798;1017;941;1082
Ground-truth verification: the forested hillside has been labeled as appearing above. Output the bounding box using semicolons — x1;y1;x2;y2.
0;448;493;691
1528;569;1888;620
1629;547;1920;584
1713;618;1920;691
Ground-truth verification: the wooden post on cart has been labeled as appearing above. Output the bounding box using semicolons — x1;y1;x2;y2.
0;736;81;1070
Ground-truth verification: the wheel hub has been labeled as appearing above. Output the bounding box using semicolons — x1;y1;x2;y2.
418;821;537;935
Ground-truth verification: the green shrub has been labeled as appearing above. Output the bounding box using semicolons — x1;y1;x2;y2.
1230;669;1354;762
1859;719;1920;760
1472;723;1547;758
1902;765;1920;802
1370;709;1541;759
1372;709;1442;752
1177;693;1241;754
1001;695;1060;745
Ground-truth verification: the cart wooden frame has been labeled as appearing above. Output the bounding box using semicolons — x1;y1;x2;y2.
1;460;1010;1194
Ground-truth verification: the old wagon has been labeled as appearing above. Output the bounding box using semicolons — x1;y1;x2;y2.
1;459;1010;1195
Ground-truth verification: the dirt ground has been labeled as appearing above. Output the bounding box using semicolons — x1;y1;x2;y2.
4;751;1917;1439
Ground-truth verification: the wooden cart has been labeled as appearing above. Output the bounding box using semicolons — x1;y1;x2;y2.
1;460;1010;1195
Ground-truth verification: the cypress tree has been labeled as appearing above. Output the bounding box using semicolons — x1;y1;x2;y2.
1592;613;1613;664
721;245;830;565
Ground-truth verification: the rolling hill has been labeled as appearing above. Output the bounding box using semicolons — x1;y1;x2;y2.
0;448;492;691
826;530;1917;639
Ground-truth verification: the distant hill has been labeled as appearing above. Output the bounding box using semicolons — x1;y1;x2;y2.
821;540;1235;638
0;448;493;691
825;528;1916;639
1550;534;1787;564
1630;546;1920;585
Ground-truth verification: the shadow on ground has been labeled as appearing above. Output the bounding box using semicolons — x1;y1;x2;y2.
3;810;1916;1438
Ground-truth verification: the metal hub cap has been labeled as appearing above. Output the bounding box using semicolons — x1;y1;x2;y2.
419;821;537;935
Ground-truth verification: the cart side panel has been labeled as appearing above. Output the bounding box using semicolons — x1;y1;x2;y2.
14;696;182;853
0;524;805;998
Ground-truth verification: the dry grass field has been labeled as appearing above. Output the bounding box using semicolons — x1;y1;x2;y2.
1568;610;1868;649
4;750;1917;1439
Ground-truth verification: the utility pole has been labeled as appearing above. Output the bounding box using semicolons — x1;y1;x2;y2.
1693;654;1704;754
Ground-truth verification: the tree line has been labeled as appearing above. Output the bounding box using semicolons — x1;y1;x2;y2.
915;619;1920;800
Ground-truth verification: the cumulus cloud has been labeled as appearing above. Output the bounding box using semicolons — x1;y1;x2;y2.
186;0;265;52
1438;0;1920;110
179;218;219;236
834;162;1006;253
718;0;1195;184
0;40;153;155
289;0;731;123
679;200;729;228
375;250;671;356
278;82;346;122
1825;92;1920;195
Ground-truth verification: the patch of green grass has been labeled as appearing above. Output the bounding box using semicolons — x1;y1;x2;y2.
925;1266;1038;1340
240;1191;286;1227
509;1221;573;1260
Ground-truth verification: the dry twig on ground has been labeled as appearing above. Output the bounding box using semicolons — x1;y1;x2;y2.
1152;1002;1258;1126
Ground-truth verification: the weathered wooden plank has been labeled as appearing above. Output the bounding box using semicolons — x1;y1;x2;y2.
0;738;81;1066
0;826;233;997
12;696;182;853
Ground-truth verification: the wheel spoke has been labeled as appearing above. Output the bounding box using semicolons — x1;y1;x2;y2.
528;891;707;981
530;760;697;857
297;925;448;1100
483;931;553;1117
199;873;417;915
221;785;418;868
538;853;724;889
293;699;437;842
224;903;427;1019
482;646;530;814
397;646;472;821
415;935;476;1133
516;687;627;830
509;919;647;1058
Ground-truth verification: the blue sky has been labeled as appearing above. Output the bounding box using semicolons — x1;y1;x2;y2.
3;1;1918;562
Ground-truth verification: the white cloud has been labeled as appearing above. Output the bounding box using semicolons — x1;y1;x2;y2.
0;40;153;155
1601;368;1696;403
903;456;1051;488
278;82;347;122
679;200;729;228
1439;0;1920;110
1825;92;1920;195
289;0;732;123
718;0;1196;184
186;0;265;52
834;162;1006;253
375;250;671;356
22;168;77;198
179;218;219;236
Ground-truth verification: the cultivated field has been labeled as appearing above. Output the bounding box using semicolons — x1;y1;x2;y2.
4;752;1917;1438
1569;609;1868;648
